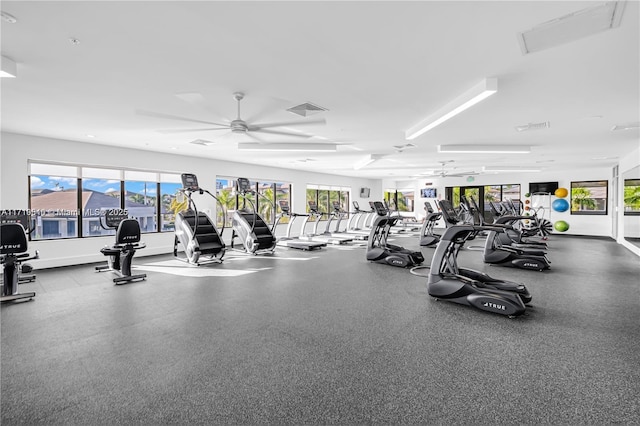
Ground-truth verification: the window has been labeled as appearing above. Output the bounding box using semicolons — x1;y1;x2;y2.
160;174;183;232
306;185;350;221
571;180;608;215
623;179;640;215
124;171;158;233
217;177;292;227
81;168;121;237
28;162;186;239
29;164;79;240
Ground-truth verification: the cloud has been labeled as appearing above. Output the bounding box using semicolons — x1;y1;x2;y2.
31;176;44;188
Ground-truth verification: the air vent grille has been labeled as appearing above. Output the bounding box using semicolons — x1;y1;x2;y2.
515;121;550;132
287;102;328;117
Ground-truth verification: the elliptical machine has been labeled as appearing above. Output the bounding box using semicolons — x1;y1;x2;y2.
366;201;424;268
427;224;532;317
419;201;442;247
174;173;226;265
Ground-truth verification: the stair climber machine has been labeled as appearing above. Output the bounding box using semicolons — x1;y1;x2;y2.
273;200;326;251
419;201;442;248
427;224;532;317
231;178;277;255
174;173;226;265
1;212;39;303
366;201;424;268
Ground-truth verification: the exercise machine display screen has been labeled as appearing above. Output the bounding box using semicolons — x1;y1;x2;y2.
372;201;387;216
308;200;318;211
278;200;290;212
181;173;199;191
237;177;252;193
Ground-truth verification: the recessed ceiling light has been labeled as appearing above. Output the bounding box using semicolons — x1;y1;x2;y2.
86;134;96;138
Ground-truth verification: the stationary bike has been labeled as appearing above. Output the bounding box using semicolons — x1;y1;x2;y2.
1;221;39;303
96;209;147;284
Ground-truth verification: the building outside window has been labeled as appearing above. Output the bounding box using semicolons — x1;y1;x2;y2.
571;180;608;215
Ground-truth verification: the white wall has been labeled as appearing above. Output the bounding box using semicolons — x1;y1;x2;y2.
387;166;617;237
1;132;381;268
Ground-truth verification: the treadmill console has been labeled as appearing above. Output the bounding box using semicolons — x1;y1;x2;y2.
278;200;290;213
236;177;253;194
181;173;199;191
332;201;342;211
308;200;318;212
372;201;388;216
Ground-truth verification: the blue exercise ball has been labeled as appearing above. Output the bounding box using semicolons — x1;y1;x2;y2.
552;198;569;212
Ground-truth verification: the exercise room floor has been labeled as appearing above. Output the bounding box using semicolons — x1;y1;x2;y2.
2;234;639;425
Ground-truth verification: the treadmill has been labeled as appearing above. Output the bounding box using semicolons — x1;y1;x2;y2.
273;200;326;251
299;201;353;245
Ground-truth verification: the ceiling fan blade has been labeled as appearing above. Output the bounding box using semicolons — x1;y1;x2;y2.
175;92;227;120
250;118;326;129
136;109;228;127
251;128;314;138
157;127;228;134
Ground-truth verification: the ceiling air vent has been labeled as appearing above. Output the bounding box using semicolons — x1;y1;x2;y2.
515;121;550;132
518;1;626;55
287;102;328;117
393;143;416;152
190;139;215;146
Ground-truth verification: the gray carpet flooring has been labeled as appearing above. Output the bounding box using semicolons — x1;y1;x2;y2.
1;233;639;425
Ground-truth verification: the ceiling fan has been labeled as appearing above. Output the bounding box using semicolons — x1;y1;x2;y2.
420;160;478;178
136;92;326;142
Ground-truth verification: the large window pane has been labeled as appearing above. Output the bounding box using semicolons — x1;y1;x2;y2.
258;182;276;225
81;178;121;236
275;182;291;224
217;178;237;228
571;180;608;215
624;179;640;215
160;182;183;232
124;181;157;232
29;174;79;240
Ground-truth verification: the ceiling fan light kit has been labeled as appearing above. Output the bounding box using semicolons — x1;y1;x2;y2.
405;77;498;140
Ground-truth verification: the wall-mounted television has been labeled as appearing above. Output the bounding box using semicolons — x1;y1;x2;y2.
421;188;437;198
529;181;559;194
359;187;370;198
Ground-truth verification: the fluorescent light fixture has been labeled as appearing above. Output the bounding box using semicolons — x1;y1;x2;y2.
483;166;541;173
353;154;385;170
405;78;497;140
518;1;626;55
1;55;17;78
237;142;337;152
438;145;531;154
611;122;640;131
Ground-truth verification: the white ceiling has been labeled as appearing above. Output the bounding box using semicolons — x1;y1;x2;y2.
1;1;639;179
